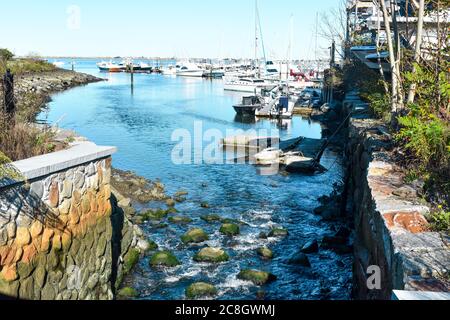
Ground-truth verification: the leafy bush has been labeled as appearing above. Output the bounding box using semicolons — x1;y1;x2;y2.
396;106;450;171
427;209;450;234
0;48;14;61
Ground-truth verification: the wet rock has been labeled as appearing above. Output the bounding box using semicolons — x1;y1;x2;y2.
268;228;288;238
220;223;240;236
141;208;172;221
185;282;217;299
174;196;187;203
175;190;189;197
321;235;353;254
335;226;352;239
168;216;192;224
123;248;140;274
237;269;277;285
257;247;274;259
181;228;209;244
300;240;319;254
193;247;229;263
137;239;158;252
150;250;180;267
117;287;138;298
200;202;210;209
201;214;222;223
288;252;311;267
258;232;268;239
165;198;176;207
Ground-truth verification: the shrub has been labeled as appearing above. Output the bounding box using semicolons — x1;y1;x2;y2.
396;108;450;171
427;209;450;234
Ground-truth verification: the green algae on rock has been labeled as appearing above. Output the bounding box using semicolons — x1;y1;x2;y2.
237;269;276;285
181;228;209;244
219;223;240;236
193;247;229;263
150;250;180;267
185;282;217;299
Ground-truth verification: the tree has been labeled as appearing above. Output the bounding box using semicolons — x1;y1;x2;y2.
0;48;14;61
407;0;425;104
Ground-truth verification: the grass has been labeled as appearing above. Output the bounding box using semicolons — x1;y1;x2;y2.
1;58;56;75
0;122;62;162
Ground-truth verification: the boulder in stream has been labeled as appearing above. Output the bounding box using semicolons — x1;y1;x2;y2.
150;250;181;267
268;228;288;238
168;216;193;224
181;228;209;244
257;247;274;260
185;282;217;299
193;247;229;263
237;269;276;285
220;223;240;236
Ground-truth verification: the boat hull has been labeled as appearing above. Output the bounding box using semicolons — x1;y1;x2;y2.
233;105;261;116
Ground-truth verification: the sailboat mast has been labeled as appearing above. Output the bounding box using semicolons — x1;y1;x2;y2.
314;12;319;78
255;0;259;78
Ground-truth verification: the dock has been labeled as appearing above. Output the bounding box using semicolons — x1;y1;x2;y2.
222;135;328;173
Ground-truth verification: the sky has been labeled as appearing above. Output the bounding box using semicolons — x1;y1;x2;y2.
0;0;340;60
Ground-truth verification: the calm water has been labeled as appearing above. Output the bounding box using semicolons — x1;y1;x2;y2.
42;59;352;300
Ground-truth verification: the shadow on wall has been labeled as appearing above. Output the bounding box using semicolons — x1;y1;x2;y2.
109;193;124;296
0;173;123;300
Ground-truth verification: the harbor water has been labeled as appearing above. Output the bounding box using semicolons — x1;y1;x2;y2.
41;59;352;300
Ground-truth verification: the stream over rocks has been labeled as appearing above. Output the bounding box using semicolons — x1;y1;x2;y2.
41;59;353;300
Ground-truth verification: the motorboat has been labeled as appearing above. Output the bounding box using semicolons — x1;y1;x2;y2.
161;65;178;75
224;77;276;93
176;63;204;77
97;61;124;72
233;96;263;116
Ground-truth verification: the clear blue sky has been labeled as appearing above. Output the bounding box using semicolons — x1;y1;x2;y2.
0;0;339;59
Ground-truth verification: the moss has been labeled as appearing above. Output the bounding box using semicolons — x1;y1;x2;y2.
193;247;229;263
185;282;217;299
181;228;209;244
123;248;140;274
257;247;274;260
268;228;288;237
117;287;138;298
141;208;174;221
150;250;180;267
237;269;276;285
147;240;159;251
200;214;222;223
168;216;193;224
219;223;240;236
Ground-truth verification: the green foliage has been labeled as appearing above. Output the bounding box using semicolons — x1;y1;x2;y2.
0;48;14;61
0;58;56;75
396;107;450;171
427;209;450;234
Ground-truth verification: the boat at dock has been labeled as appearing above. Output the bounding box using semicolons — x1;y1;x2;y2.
97;61;124;72
176;62;204;77
224;77;275;93
233;96;263;116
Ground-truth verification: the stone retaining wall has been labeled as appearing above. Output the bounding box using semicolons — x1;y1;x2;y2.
0;141;139;300
343;93;450;299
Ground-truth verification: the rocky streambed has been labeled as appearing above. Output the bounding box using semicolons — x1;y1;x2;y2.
111;156;354;301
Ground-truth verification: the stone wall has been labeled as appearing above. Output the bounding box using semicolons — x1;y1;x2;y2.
343;93;450;299
0;141;141;300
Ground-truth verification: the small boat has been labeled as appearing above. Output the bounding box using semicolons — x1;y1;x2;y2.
224;77;275;93
97;61;124;72
176;63;204;77
233;96;263;116
161;65;178;75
